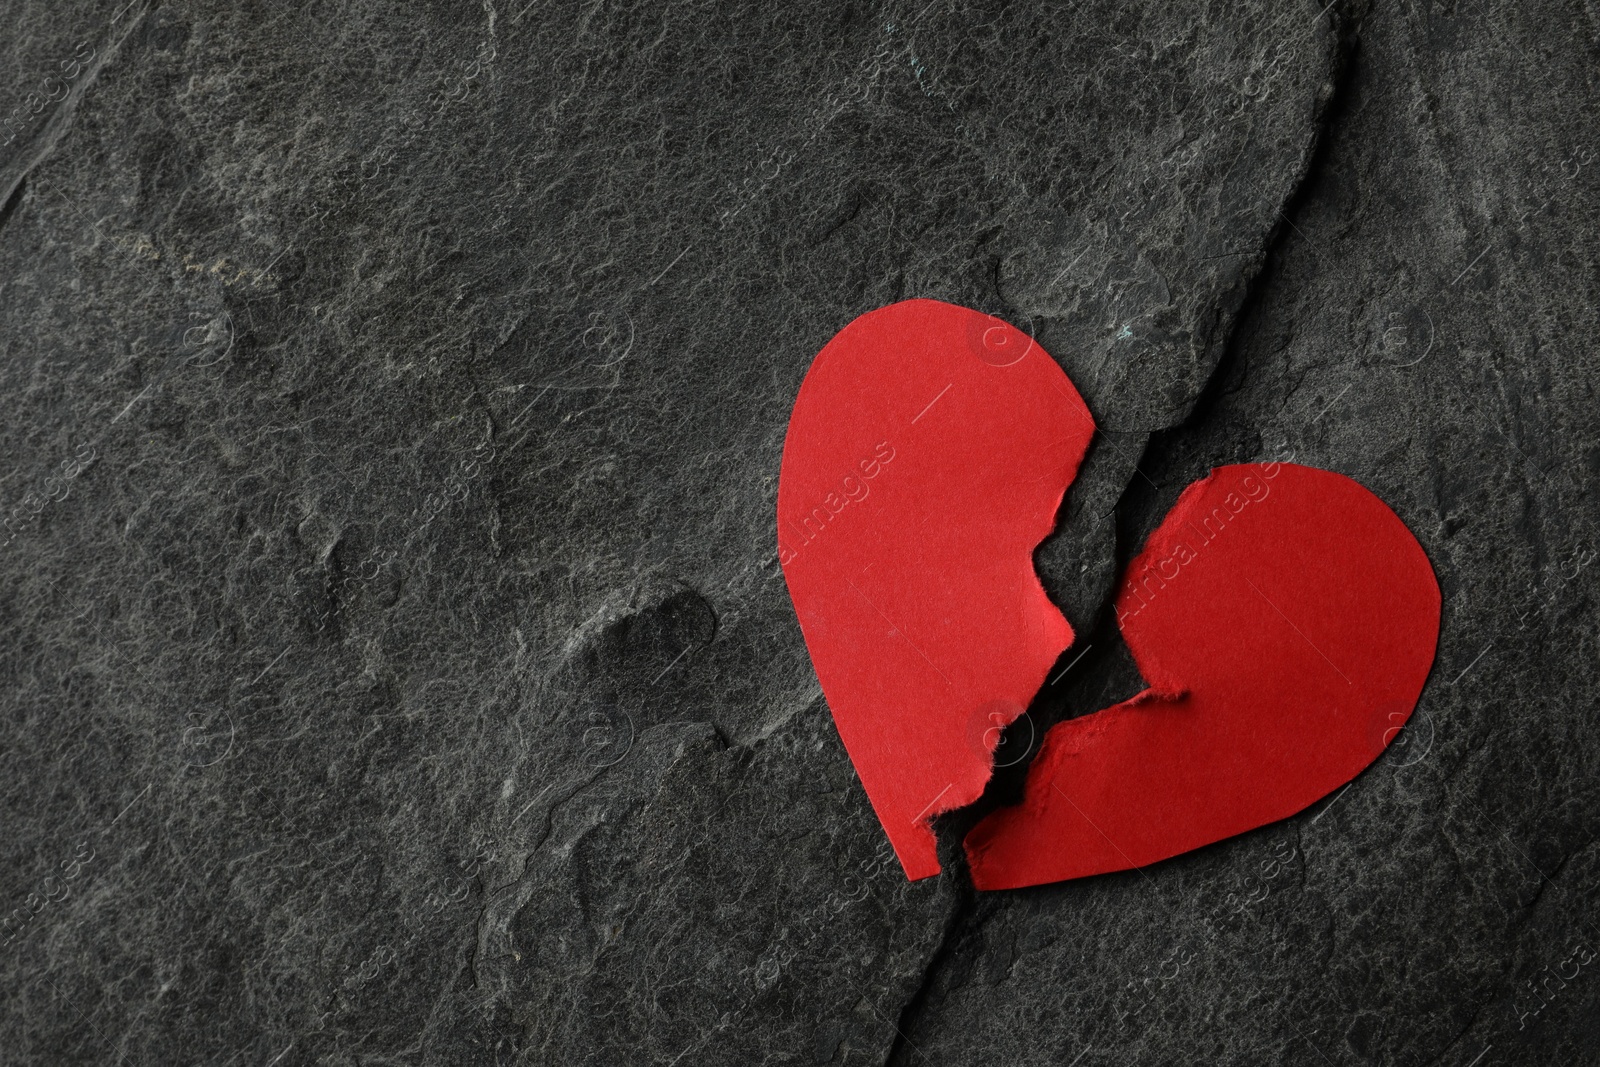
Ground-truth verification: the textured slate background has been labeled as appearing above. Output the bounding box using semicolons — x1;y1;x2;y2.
1;1;1596;1064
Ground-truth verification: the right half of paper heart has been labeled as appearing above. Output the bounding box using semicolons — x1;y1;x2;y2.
965;462;1441;891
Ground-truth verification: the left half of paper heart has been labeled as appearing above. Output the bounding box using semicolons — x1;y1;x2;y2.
778;299;1095;879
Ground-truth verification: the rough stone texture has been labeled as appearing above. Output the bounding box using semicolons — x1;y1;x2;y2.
895;1;1600;1065
0;1;1594;1065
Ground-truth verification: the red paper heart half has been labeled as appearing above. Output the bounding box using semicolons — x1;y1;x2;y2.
778;299;1095;880
965;462;1441;889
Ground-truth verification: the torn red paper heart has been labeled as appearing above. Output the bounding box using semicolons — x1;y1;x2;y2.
965;462;1441;889
779;303;1440;887
777;299;1095;879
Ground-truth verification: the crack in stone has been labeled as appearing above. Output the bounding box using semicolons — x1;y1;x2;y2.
883;4;1371;1058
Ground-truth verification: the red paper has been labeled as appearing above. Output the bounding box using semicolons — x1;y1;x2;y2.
778;299;1094;880
965;463;1441;889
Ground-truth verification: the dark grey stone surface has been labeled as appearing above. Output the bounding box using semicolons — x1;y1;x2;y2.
0;1;1594;1064
896;2;1600;1065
